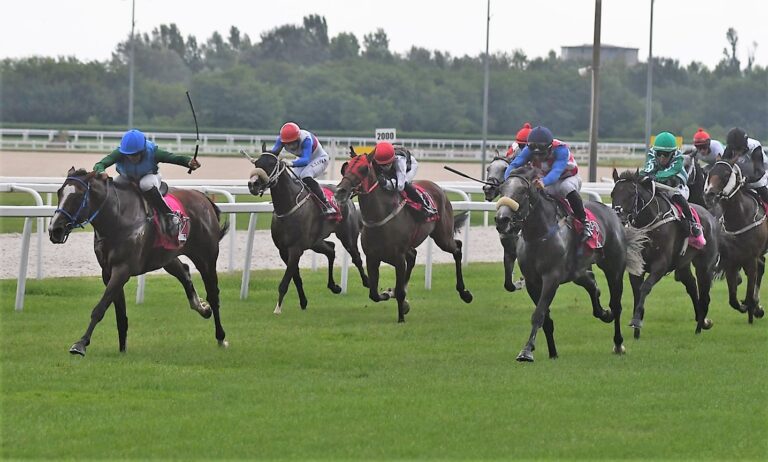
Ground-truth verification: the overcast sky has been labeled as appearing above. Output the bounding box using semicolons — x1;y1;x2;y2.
2;0;766;68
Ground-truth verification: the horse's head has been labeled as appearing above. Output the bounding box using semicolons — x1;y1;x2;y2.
610;168;651;224
49;167;107;244
335;148;377;203
704;159;743;205
483;156;510;201
494;167;540;234
247;152;282;196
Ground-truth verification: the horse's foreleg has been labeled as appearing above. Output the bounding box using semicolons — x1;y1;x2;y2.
279;248;307;310
394;256;409;323
501;234;521;292
450;240;473;303
517;275;559;362
629;270;664;336
675;266;702;330
163;258;211;319
337;221;369;288
101;268;128;353
574;271;612;323
70;265;131;356
366;258;390;302
311;240;341;295
276;248;302;315
725;266;746;313
743;260;759;324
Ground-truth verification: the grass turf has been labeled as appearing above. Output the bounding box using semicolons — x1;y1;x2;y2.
1;263;766;460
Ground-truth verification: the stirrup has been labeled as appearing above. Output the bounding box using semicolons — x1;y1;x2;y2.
581;220;596;242
689;222;703;238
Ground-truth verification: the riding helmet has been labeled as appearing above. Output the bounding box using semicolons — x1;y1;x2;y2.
725;127;748;151
515;122;533;144
373;142;396;165
118;129;146;155
652;131;678;152
692;128;711;147
279;122;301;143
527;126;554;155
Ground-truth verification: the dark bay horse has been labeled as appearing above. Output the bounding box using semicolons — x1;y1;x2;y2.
705;160;767;323
335;150;473;323
483;155;524;292
611;169;718;338
495;168;645;361
684;154;707;207
49;168;230;356
247;152;368;314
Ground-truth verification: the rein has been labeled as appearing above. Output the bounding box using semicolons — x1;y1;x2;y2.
346;156;406;227
615;178;676;231
257;152;311;218
55;176;111;234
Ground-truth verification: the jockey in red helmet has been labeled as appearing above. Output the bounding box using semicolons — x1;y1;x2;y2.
505;122;533;159
688;127;724;170
371;142;435;218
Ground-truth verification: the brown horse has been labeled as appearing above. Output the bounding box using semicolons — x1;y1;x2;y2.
705;160;767;323
49;168;230;356
335;150;473;323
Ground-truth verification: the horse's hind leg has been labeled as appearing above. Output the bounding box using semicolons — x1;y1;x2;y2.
70;265;131;356
163;258;211;319
393;256;410;323
188;255;227;347
433;237;473;303
629;273;644;339
404;248;417;289
311;240;342;294
693;262;715;332
573;270;613;323
101;267;128;353
605;270;625;354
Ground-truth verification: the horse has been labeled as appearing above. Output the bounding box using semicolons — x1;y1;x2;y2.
495;167;645;362
335;149;473;323
610;169;718;338
482;155;524;292
704;160;767;323
684;154;707;207
48;168;230;356
247;151;368;314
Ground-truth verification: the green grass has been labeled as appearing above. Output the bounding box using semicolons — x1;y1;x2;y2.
1;263;766;460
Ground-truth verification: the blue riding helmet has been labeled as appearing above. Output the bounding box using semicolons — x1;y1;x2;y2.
119;129;147;155
527;126;554;155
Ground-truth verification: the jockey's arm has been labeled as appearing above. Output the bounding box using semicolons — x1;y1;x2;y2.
394;156;407;191
268;136;283;155
541;145;570;186
504;146;531;179
750;146;766;179
93;149;122;173
155;149;193;168
290;137;314;168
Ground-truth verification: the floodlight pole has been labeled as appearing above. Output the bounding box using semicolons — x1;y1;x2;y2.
588;0;601;182
128;0;136;127
480;0;490;179
644;0;655;150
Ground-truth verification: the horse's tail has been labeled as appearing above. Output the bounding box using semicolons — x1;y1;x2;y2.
623;226;649;276
453;211;469;234
205;194;230;241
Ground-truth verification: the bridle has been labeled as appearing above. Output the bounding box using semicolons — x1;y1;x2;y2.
343;154;380;195
54;176;111;239
503;174;536;226
707;161;744;200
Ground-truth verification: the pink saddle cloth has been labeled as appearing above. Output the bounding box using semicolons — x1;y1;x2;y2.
400;184;439;223
315;187;343;222
152;193;189;250
672;204;706;250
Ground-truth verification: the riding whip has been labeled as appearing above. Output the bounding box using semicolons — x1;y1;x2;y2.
443;166;495;185
186;90;199;174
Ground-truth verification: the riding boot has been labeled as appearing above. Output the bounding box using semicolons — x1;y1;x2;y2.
404;182;437;218
302;177;335;216
670;194;703;238
143;186;180;237
566;191;592;242
756;186;768;205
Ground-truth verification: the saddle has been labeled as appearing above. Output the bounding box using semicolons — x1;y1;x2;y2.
556;198;604;250
143;182;190;249
312;187;343;222
401;184;439;223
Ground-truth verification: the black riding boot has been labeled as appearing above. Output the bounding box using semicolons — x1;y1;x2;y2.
670;194;703;238
756;186;768;204
404;182;437;218
566;191;592;242
302;177;335;216
143;186;179;237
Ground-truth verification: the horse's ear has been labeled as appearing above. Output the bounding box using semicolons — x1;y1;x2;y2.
612;168;619;182
67;167;76;176
340;162;348;176
261;142;269;153
634;168;640;177
494;148;501;157
349;146;357;158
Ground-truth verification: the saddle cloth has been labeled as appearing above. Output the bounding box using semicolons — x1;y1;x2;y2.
671;203;706;250
557;199;604;250
401;184;440;223
152;193;190;250
315;187;343;222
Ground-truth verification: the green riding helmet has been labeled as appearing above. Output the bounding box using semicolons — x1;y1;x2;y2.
652;131;678;153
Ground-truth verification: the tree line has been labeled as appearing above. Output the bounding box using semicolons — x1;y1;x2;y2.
1;15;765;142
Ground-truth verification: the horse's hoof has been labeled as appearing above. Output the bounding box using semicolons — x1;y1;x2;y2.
273;304;282;315
504;281;517;292
198;301;212;319
402;300;410;315
460;290;473;303
361;276;370;288
738;303;750;314
329;284;342;294
218;339;229;348
69;343;86;356
633;328;641;339
755;307;765;319
516;350;534;362
703;318;714;329
628;319;643;329
397;318;405;323
613;344;626;355
599;310;614;323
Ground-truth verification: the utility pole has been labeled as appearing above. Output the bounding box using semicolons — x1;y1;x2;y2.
588;0;601;182
480;0;490;179
644;0;655;150
128;0;135;127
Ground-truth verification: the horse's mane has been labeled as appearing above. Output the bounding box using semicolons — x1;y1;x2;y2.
507;166;542;179
70;168;89;177
617;169;641;182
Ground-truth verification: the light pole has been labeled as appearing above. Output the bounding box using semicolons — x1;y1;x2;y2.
587;0;601;183
644;0;655;150
128;0;135;128
480;0;490;179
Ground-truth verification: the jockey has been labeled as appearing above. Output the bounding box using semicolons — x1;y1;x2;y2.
722;127;768;204
505;122;533;159
372;141;436;218
270;122;335;216
93;129;199;238
642;131;705;241
687;127;724;170
503;125;594;242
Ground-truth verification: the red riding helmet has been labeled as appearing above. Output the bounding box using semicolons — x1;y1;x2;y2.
515;122;532;144
693;128;711;147
373;142;396;165
279;122;301;143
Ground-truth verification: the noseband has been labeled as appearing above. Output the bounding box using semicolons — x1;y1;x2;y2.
709;161;744;199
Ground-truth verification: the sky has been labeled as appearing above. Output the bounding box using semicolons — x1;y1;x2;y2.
2;0;767;69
